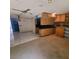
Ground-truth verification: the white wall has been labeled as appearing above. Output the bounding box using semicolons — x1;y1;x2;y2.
10;21;14;47
10;0;69;16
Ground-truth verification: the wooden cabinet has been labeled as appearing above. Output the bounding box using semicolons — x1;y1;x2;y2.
40;12;54;25
55;26;64;37
64;13;69;26
39;12;55;36
41;17;53;25
55;13;69;37
55;13;69;25
55;14;65;22
39;28;54;36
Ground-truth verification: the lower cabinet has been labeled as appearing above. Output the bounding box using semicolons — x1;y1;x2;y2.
39;28;55;36
55;26;64;37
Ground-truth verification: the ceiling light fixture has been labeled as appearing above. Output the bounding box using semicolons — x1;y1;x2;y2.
51;13;56;17
48;0;55;5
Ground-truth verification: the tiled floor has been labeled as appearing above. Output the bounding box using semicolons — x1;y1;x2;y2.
11;34;69;59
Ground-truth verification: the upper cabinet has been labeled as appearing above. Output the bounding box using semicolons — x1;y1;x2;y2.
40;12;54;25
55;14;65;22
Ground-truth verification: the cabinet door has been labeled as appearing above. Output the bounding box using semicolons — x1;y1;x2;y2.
60;14;65;22
41;17;49;25
55;15;61;22
40;17;54;25
56;27;64;37
55;14;65;22
39;28;54;36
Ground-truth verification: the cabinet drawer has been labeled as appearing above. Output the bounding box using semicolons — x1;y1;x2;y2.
39;28;54;36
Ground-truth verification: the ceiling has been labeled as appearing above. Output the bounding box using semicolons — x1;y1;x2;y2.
10;0;69;16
